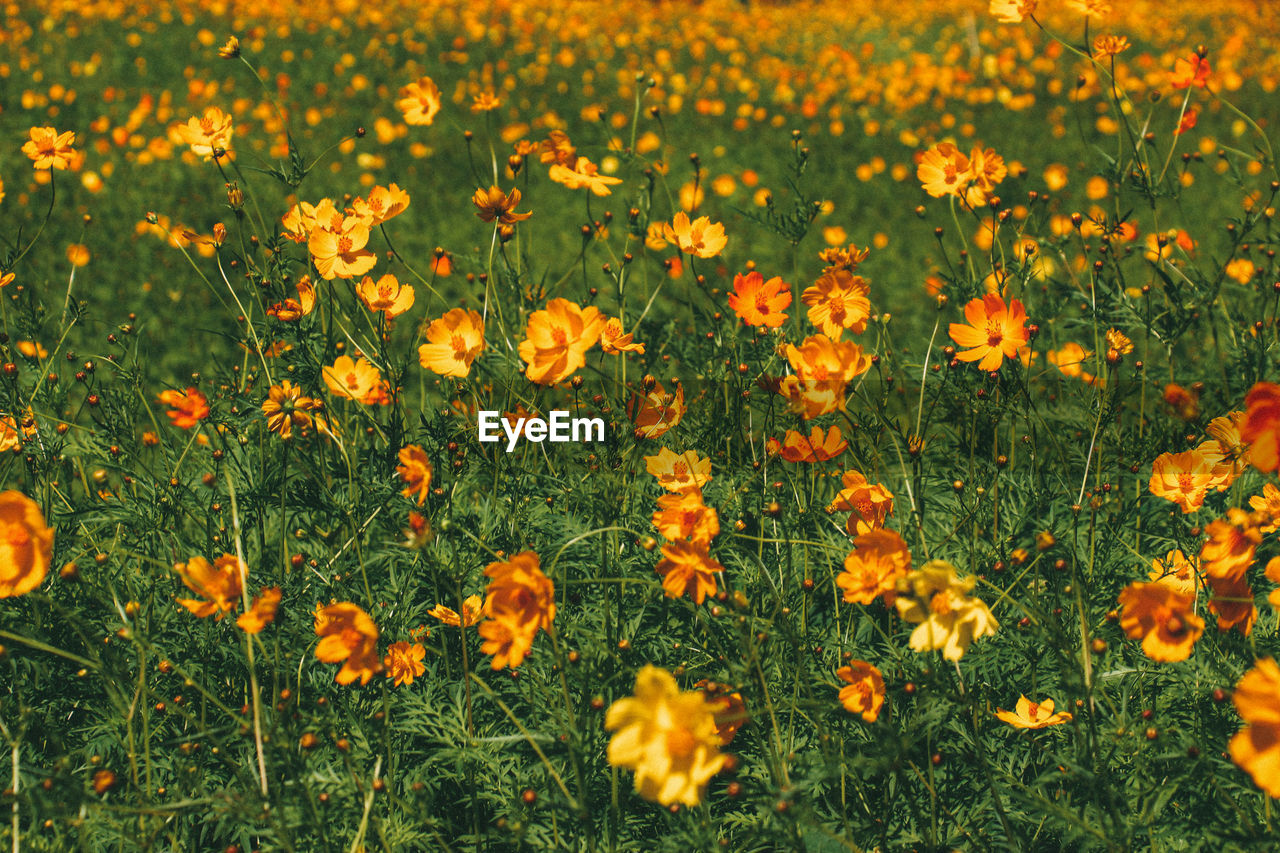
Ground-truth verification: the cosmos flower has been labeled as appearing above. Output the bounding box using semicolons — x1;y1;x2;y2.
0;491;54;599
948;294;1030;372
23;127;77;170
314;602;382;686
1117;581;1203;662
837;661;886;722
728;271;791;328
996;696;1073;729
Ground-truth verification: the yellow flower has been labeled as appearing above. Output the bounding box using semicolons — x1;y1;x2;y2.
1117;581;1203;662
601;317;646;355
177;107;233;158
895;560;998;661
384;641;427;687
308;201;376;280
428;595;482;628
1148;450;1215;513
22;127;77;170
917;142;971;198
1228;658;1280;798
261;380;327;440
397;77;442;125
0;491;54;599
472;186;532;224
654;540;723;604
644;447;712;493
314;602;382;686
517;299;604;385
996;696;1073;728
605;666;727;807
838;528;911;605
548;156;624;196
662;211;727;258
419;308;485;378
351;183;410;225
322;355;385;404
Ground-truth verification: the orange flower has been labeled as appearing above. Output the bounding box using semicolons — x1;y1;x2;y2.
728;271;791;328
1199;412;1248;490
548;156;623;196
601;317;645;355
267;275;317;322
397;445;433;505
357;273;414;318
948;294;1030;371
818;243;870;273
174;554;245;619
1148;450;1215;513
351;183;410;225
1229;658;1280;798
0;491;54;599
1117;581;1203;662
1207;572;1256;635
1163;383;1201;420
1200;510;1261;582
631;382;684;439
989;0;1036;24
1047;342;1100;386
651;491;720;545
314;602;382;685
237;587;281;634
261;380;326;439
429;595;482;627
1171;54;1211;90
158;387;210;430
479;551;555;669
654;540;723;604
23;127;77;170
538;130;577;166
1242;381;1280;473
322;355;385;405
917;142;971;199
662;211;727;259
384;641;426;687
838;528;911;605
1149;549;1198;597
473;186;531;224
836;661;886;722
694;680;748;745
828;471;894;534
397;77;441;125
517;299;605;385
644;447;712;493
995;695;1073;729
281;200;322;243
779;334;872;419
308;202;376;280
965;146;1007;205
177;107;233;158
1268;557;1280;613
802;269;870;337
418;308;485;378
767;425;847;463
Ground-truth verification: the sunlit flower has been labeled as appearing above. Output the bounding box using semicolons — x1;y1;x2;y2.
654;540;723;604
267;275;317;322
837;661;886;722
237;587;281;634
314;602;382;685
1171;54;1211;90
996;696;1072;728
471;90;502;112
384;641;427;686
965;146;1007;205
1228;657;1280;798
308;202;376;280
323;355;385;404
662;212;727;259
829;470;895;535
802;269;870;337
838;528;912;605
517;299;604;385
767;425;848;463
917;142;971;198
177;107;233;158
174;554;245;619
217;36;240;59
1207;572;1256;635
0;491;54;599
949;294;1030;371
261;380;326;439
694;680;748;745
397;444;433;505
728;271;791;328
1117;581;1203;662
1199;412;1248;490
1249;484;1280;533
158;387;210;430
651;491;720;545
548;156;623;196
1149;549;1198;597
1242;381;1280;473
779;334;872;419
644;447;712;493
397;77;442;125
605;665;727;807
630;382;684;439
1200;509;1261;582
23;127;77;170
1148;450;1215;514
473;186;532;224
419;308;486;378
538;130;577;167
281;200;323;243
351;183;410;226
479;551;555;670
601;317;645;355
989;0;1036;24
429;595;482;627
895;560;998;662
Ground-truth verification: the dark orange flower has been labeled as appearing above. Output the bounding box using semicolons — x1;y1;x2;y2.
174;554;245;620
397;445;433;505
384;641;426;687
1163;383;1201;420
158;388;210;429
631;382;684;439
1171;54;1211;90
1207;572;1256;636
473;186;531;224
948;294;1030;371
1242;381;1280;473
1117;581;1203;662
728;271;791;328
651;491;720;545
479;551;555;670
837;528;912;605
236;587;281;634
654;540;723;604
836;661;885;722
0;491;54;599
828;471;894;534
314;602;382;685
1229;658;1280;798
767;425;848;463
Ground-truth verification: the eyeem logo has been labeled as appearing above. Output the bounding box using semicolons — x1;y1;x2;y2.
478;410;605;452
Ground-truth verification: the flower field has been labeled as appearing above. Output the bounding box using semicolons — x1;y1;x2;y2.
2;0;1280;850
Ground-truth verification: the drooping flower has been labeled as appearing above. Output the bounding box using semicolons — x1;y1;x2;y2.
802;269;870;337
662;212;727;259
314;602;382;685
654;540;723;604
0;491;54;599
177;107;233;158
23;127;77;170
895;560;998;662
1148;450;1215;513
396;445;433;505
728;271;791;328
1200;510;1261;582
996;696;1073;729
237;587;281;634
1228;658;1280;798
384;641;427;687
838;528;912;605
428;595;482;628
478;551;555;670
767;425;848;463
548;156;623;196
601;317;645;355
397;77;442;125
836;661;886;722
472;186;532;224
517;299;605;385
1242;382;1280;473
651;491;720;545
1117;581;1203;662
631;382;684;439
644;448;712;493
418;308;485;378
605;666;728;807
174;554;245;619
357;274;415;318
158;388;210;429
948;294;1030;371
828;471;894;535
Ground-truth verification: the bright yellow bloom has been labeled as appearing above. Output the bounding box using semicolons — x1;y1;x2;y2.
23;127;77;170
802;269;870;337
308;202;376;280
601;317;645;355
662;211;727;258
0;491;54;599
397;77;442;125
895;560;998;662
644;447;712;493
419;309;485;378
989;0;1036;24
177;107;233;158
351;183;410;225
917;142;971;198
384;641;426;687
996;696;1072;729
322;355;385;404
261;380;326;440
517;299;604;385
548;156;623;196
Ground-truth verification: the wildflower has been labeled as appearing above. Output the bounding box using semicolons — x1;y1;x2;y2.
802;269;870;337
965;146;1007;205
1200;412;1248;490
158;388;210;429
548;156;623;196
1048;343;1100;385
308;202;376;280
1093;35;1130;57
1175;110;1199;136
261;380;326;439
1117;581;1203;662
418;308;486;378
174;554;245;619
917;142;971;198
695;680;748;745
397;77;442;125
651;491;720;545
237;587;281;634
1148;450;1215;513
22;127;77;170
601;317;645;355
1150;549;1198;597
631;382;685;439
517;299;604;385
1207;572;1256;635
65;244;90;267
177;107;233;158
538;130;577;167
767;425;848;463
384;641;427;686
1242;381;1280;473
605;665;727;807
728;271;791;328
829;471;894;535
818;244;870;273
779;334;872;419
948;294;1030;371
0;491;54;598
895;560;998;662
838;528;912;605
479;551;555;670
996;696;1073;728
1066;0;1111;15
1200;510;1261;582
836;661;886;722
314;602;382;685
472;186;531;224
470;90;502;112
1229;658;1280;797
662;212;727;258
1171;54;1211;90
655;540;723;604
645;447;712;493
397;445;433;505
429;595;482;627
217;35;240;59
989;0;1036;23
1105;327;1133;360
1250;484;1280;533
281;200;322;243
322;355;385;404
351;183;410;226
267;275;317;322
1163;383;1201;421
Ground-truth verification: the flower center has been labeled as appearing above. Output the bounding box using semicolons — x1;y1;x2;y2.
665;727;697;759
551;328;569;347
986;321;1004;348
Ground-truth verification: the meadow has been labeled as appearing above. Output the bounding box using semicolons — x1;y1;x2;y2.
1;0;1279;850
